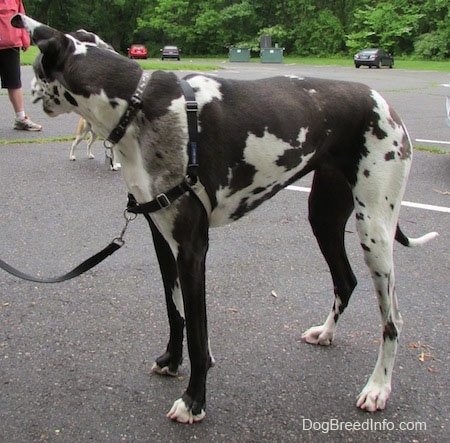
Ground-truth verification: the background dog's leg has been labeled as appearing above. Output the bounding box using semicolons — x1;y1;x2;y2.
145;215;184;376
166;203;211;424
86;127;97;159
110;146;121;171
69;117;86;161
302;168;356;345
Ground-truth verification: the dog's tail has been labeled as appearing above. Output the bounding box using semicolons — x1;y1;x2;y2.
395;225;438;247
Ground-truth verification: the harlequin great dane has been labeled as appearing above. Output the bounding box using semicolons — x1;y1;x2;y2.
12;14;438;424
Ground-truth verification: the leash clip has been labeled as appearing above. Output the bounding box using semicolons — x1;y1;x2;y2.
114;210;137;245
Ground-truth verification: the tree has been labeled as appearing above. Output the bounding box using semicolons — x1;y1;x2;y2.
346;1;424;55
21;0;450;58
25;0;147;51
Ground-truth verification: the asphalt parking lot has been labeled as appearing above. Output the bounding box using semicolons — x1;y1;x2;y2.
1;62;449;443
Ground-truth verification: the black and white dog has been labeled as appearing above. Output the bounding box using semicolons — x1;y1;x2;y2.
12;14;437;423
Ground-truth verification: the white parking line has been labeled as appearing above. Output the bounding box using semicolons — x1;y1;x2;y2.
286;185;450;213
415;139;450;145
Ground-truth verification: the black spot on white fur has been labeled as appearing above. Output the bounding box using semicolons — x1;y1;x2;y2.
383;320;398;341
385;151;396;161
64;91;78;107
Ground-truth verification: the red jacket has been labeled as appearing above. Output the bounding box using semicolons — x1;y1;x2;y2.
0;0;30;49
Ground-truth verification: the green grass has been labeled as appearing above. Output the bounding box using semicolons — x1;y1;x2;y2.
413;145;449;155
136;59;220;71
21;46;450;71
0;136;75;145
20;46;220;71
282;56;450;71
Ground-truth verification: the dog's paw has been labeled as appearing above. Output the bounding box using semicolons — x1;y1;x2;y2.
69;155;76;161
110;163;121;171
302;325;334;346
356;381;391;412
88;153;95;159
167;398;205;424
151;362;178;377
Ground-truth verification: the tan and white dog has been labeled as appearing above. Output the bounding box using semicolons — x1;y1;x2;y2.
70;117;120;170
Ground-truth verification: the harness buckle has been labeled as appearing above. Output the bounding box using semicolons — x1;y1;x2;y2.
185;100;198;112
156;193;171;209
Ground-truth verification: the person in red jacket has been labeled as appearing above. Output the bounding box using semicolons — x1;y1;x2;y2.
0;0;42;131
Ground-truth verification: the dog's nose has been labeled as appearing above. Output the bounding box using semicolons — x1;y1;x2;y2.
10;14;24;29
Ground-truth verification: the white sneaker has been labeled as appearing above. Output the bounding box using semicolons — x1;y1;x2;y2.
13;116;43;131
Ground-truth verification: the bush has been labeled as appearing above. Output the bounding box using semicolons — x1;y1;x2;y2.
293;10;346;56
414;31;450;60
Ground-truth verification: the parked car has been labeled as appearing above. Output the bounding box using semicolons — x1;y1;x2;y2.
128;44;148;59
354;48;394;69
161;45;181;61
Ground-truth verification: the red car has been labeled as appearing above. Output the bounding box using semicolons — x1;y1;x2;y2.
128;44;148;59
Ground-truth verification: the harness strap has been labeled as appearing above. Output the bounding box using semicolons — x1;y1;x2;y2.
126;79;212;217
126;179;212;216
180;79;199;181
126;180;192;214
105;71;151;146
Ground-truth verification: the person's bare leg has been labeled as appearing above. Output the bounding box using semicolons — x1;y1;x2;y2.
8;88;25;114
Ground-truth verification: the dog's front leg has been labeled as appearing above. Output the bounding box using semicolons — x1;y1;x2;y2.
166;206;212;424
145;215;184;376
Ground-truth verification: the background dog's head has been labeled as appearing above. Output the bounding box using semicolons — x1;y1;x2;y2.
11;14;141;117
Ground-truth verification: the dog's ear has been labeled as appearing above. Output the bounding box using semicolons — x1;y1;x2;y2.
35;35;77;84
37;37;64;67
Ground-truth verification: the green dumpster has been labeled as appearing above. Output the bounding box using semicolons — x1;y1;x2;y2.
229;47;251;62
260;47;283;63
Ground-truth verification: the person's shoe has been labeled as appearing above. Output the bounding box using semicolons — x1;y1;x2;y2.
13;116;43;131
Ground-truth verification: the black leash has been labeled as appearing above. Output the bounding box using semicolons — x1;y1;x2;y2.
0;211;136;283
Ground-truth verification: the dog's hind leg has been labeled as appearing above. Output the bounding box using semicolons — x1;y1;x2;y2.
302;168;357;346
145;215;184;376
69;117;87;161
352;147;410;411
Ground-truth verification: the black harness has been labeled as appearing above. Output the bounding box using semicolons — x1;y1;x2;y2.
126;78;203;214
0;73;210;283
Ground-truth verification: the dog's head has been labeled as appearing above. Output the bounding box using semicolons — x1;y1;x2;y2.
12;14;141;118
